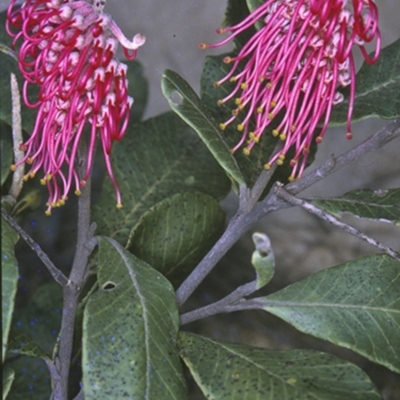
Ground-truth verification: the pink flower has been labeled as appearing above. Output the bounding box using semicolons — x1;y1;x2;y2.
201;0;380;181
6;0;145;215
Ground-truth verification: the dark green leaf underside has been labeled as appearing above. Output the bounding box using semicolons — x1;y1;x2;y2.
179;332;380;400
127;191;225;287
2;366;15;400
92;112;230;246
1;219;19;362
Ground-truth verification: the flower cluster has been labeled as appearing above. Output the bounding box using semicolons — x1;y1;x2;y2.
6;0;145;215
201;0;380;180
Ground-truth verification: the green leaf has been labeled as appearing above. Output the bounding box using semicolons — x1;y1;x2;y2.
246;0;264;11
217;0;255;54
92;112;230;246
260;254;400;373
1;125;13;187
330;38;400;125
251;232;275;290
200;54;302;189
1;219;19;362
313;188;400;224
2;366;14;400
178;332;380;400
7;331;49;359
5;357;51;400
126;59;148;123
11;282;62;356
161;69;245;185
127;191;225;287
82;237;187;400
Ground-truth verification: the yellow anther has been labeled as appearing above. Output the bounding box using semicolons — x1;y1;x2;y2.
288;175;296;182
199;43;208;50
40;178;46;185
240;82;247;90
58;199;66;206
229;148;235;154
116;203;123;209
237;124;244;132
271;100;277;107
213;82;221;88
235;98;242;105
27;157;33;165
257;106;263;113
277;154;285;165
23;175;29;182
268;112;274;119
264;163;271;170
249;132;260;143
75;189;82;196
238;104;244;111
243;147;251;156
45;210;52;216
230;77;237;82
232;109;239;116
219;123;226;131
272;129;279;137
217;99;224;106
279;133;286;140
10;164;16;171
29;172;35;178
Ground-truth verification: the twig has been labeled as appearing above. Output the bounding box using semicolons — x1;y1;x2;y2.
287;118;400;195
9;73;24;200
55;144;97;400
212;298;275;314
180;280;257;325
1;208;69;286
176;119;400;307
44;359;62;400
274;184;400;262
